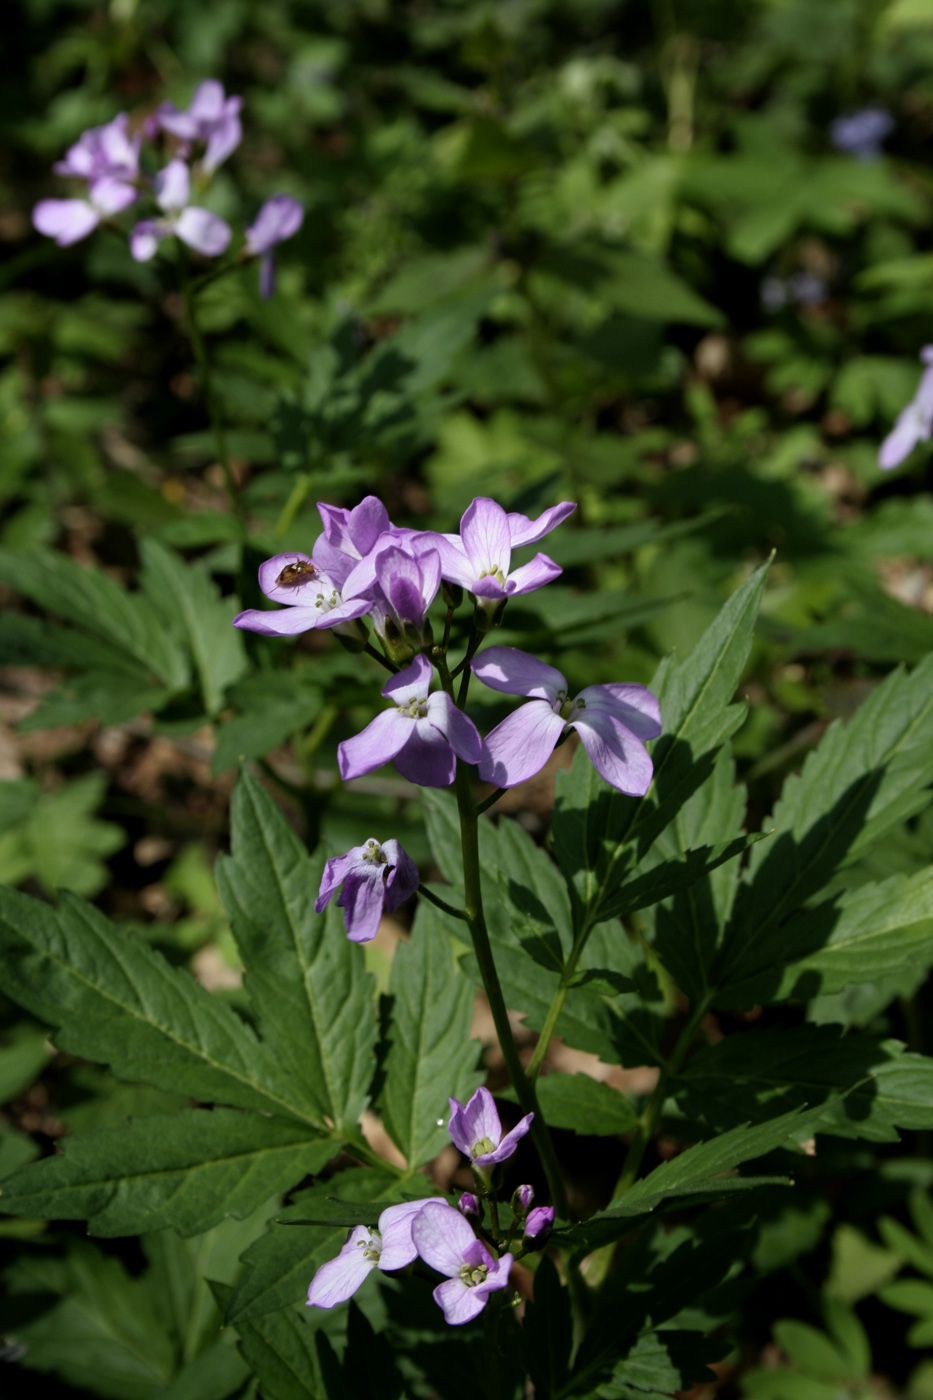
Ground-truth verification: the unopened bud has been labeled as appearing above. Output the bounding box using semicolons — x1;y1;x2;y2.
511;1184;534;1216
471;596;507;633
380;617;415;667
458;1192;482;1219
523;1205;554;1245
441;580;464;610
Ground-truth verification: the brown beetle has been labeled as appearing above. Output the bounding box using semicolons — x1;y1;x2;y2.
275;558;317;588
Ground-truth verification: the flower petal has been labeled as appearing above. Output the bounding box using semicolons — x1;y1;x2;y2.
471;647;565;702
189;79;227;122
507;501;576;548
337;870;385;943
306;1227;374;1308
203;107;242;174
478;701;566;788
314;852;354;913
378;1197;445;1270
460;498;511;577
880;404;923;470
246;195;304;254
421;533;474;589
411;1202;476;1277
504;553;562;597
232;606;321;637
478;1112;534;1166
472;1252;514;1300
90;176;138;215
395;725;457;788
338;709;412;781
433;1277;487;1325
381;840;421;913
577;684;662;742
425;692;482;764
453;1087;502;1152
258;552;317;604
176;207;232;257
33;199;99;246
155;158;190;212
381;653;433;703
572;708;654;796
129;220;163;262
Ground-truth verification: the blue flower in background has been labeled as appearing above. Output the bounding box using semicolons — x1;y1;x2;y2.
830;107;893;160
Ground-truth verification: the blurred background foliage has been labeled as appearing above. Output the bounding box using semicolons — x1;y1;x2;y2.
4;0;933;1395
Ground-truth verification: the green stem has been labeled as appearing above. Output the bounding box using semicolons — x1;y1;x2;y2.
475;788;506;817
297;704;337;778
418;884;468;922
364;642;396;674
488;1197;501;1241
275;472;312;539
525;984;568;1082
179;266;244;526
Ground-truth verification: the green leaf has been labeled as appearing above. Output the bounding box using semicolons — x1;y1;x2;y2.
0;1109;334;1237
773;1320;852;1382
0;884;314;1122
232;1299;333;1400
211;684;323;776
226;1169;412;1323
588;1329;723;1399
553;1110;811;1252
716;869;933;1008
719;655;933;985
501;1073;638;1136
379;901;483;1168
0;771;124;897
523;1256;572;1399
0;546;189;690
553;561;768;930
880;1216;933;1279
216;770;377;1130
0;1027;50;1103
138;538;246;717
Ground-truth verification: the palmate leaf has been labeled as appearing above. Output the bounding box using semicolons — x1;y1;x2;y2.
716;868;933;1009
226;1291;332;1400
0;885;314;1123
379;901;483;1168
216;770;377;1132
553;561;768;931
552;1108;813;1253
718;654;933;986
0;1109;335;1237
675;1027;933;1143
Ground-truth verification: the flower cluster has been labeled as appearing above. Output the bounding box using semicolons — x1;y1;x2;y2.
32;81;303;296
307;1089;547;1326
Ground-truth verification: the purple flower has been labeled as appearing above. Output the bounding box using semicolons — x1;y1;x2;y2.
306;1198;443;1309
245;195;304;298
232;550;372;638
338;654;481;789
458;1192;481;1218
33;176;138;247
343;537;442;657
472;647;661;795
411;1203;513;1326
448;1086;533;1169
524;1206;554;1243
513;1184;534;1214
314;838;420;943
830;107;893;161
53;114;140;183
425;497;576;618
157;79;243;174
880;347;933;470
130;158;231;262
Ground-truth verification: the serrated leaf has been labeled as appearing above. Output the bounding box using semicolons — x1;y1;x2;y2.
719;655;933;984
211;686;322;776
0;1028;50;1104
773;1320;851;1382
138;538;246;717
223;1293;331;1400
501;1073;638;1135
553;1109;811;1252
216;770;377;1130
0;1110;334;1237
553;562;768;931
0;884;314;1123
380;901;483;1168
0;546;189;690
590;1329;724;1399
0;770;125;898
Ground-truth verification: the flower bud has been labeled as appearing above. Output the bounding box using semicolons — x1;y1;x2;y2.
458;1192;482;1219
511;1184;534;1216
523;1206;554;1245
471;596;507;633
332;619;369;653
441;580;464;610
380;615;416;667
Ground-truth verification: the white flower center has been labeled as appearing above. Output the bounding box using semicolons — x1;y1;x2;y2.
356;1229;382;1264
314;588;341;613
361;840;387;866
471;1135;497;1158
459;1262;488;1288
397;697;428;719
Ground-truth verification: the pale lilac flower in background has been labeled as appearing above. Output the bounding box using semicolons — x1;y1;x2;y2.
338;654;481;788
448;1086;533;1168
33;176;139;246
314;837;420;943
411;1203;513;1325
472;647;661;794
830;107;893;161
314;496;395;581
524;1206;554;1243
53;114;140;183
245;195;304;297
232;550;371;637
880;346;933;470
458;1193;481;1218
424;497;575;615
157;79;243;173
306;1198;442;1309
130;158;231;261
